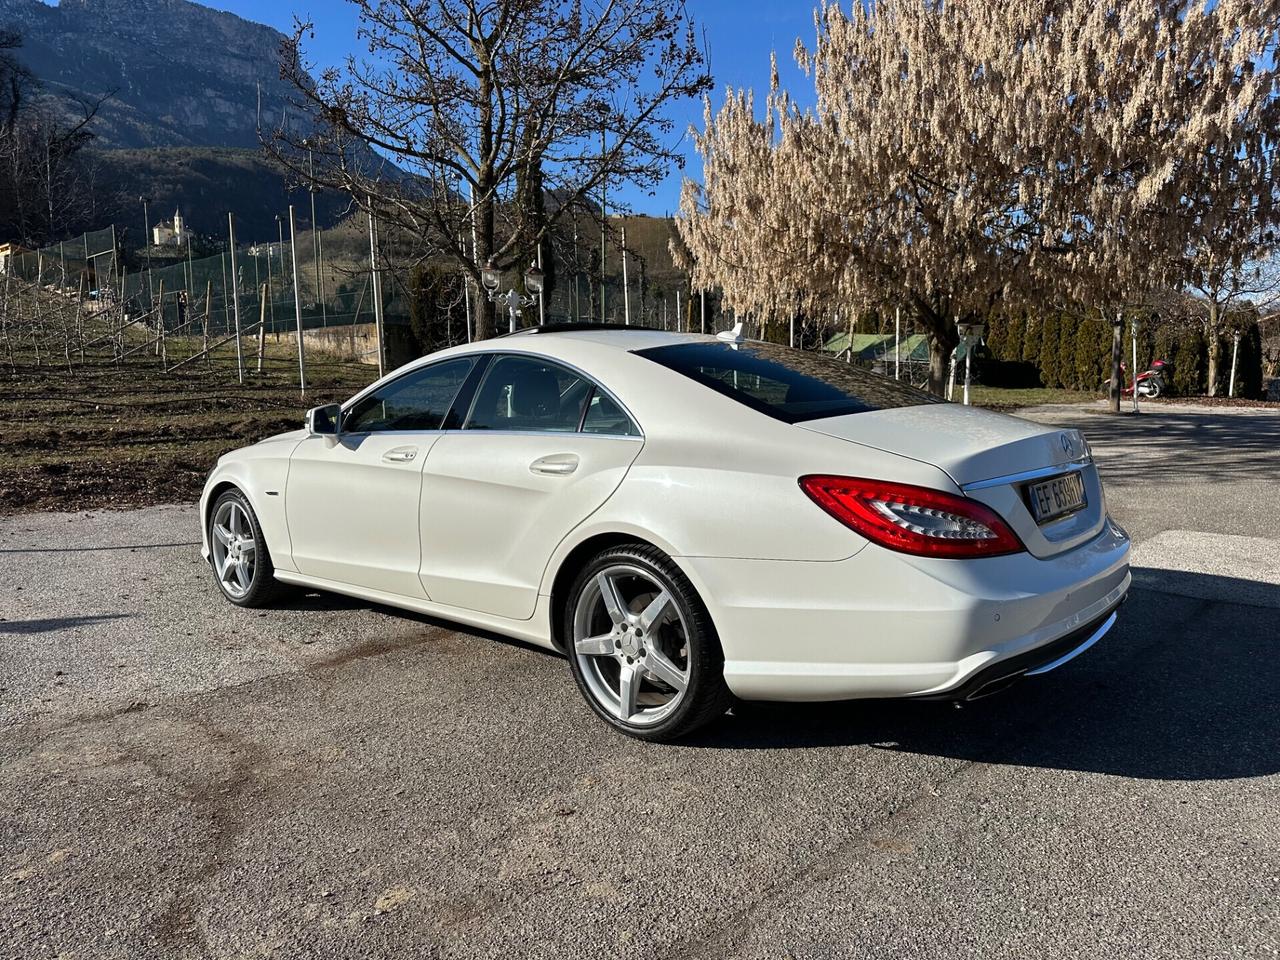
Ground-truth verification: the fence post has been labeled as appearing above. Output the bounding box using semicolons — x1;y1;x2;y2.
537;239;546;325
203;279;212;366
1229;331;1241;398
895;306;901;380
621;226;630;326
157;278;167;367
368;209;386;378
228;213;245;384
289;206;308;392
257;283;268;375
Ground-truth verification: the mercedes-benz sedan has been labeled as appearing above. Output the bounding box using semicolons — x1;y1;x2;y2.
201;325;1130;741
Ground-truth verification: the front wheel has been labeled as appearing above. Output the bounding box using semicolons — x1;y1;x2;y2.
208;489;286;607
564;544;731;742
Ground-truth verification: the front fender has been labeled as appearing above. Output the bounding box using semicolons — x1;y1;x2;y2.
200;437;304;572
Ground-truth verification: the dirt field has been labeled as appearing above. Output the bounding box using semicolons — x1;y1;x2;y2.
0;345;374;513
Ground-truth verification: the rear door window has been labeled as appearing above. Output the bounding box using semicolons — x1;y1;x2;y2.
636;341;942;423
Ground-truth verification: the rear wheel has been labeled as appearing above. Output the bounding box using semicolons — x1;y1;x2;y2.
564;544;730;742
208;489;286;607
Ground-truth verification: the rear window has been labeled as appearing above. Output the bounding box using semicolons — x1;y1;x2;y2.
636;340;943;423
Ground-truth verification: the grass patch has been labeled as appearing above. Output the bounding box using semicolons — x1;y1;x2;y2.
965;386;1100;411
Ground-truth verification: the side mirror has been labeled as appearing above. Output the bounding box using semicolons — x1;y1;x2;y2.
306;403;342;437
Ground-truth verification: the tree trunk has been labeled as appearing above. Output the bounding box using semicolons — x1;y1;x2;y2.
1205;302;1221;397
925;321;958;397
1108;314;1122;413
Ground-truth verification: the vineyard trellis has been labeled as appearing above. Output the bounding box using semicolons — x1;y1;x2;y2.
1;211;412;391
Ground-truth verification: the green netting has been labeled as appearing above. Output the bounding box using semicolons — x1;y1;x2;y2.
112;239;409;345
5;226;120;296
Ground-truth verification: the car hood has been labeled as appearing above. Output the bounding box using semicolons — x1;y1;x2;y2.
259;428;309;446
797;403;1086;487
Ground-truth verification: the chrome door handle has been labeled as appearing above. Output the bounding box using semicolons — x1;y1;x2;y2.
530;453;579;476
382;447;418;463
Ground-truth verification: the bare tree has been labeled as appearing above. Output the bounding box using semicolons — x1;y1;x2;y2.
270;0;711;339
676;1;1280;398
0;30;109;246
0;29;35;134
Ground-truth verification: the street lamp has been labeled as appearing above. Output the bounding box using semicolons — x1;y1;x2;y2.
481;259;544;332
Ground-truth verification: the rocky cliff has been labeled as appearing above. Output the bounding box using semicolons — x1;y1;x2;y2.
0;0;294;149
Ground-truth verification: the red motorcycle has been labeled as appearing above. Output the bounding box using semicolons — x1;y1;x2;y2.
1103;359;1170;398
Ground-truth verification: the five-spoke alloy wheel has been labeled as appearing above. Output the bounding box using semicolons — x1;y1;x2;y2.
208;489;284;607
566;544;730;741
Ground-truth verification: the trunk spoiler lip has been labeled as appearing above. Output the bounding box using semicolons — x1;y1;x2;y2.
961;456;1094;492
795;419;1092;495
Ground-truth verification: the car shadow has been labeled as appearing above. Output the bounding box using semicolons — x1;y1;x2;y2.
683;569;1280;781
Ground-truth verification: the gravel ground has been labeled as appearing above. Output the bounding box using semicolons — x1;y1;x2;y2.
1;405;1278;959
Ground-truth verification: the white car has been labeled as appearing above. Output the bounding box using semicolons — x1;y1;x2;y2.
201;325;1131;741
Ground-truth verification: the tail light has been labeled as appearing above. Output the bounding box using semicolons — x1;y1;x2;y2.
799;475;1024;559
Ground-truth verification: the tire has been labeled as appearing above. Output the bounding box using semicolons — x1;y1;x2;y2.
207;488;287;608
563;543;731;742
1145;380;1162;398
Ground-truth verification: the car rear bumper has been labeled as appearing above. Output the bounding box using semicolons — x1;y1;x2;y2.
676;519;1131;702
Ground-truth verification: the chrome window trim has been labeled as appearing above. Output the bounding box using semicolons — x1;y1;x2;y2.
961;457;1092;492
334;428;643;442
335;348;644;439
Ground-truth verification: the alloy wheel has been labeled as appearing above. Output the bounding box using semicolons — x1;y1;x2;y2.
571;563;691;728
210;499;257;599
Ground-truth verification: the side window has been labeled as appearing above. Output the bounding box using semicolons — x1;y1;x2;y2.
465;355;589;433
581;389;638;436
343;357;475;433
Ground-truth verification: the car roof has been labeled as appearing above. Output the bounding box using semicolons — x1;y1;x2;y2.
497;324;709;350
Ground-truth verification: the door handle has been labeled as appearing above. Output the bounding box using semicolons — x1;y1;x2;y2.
382;446;418;463
530;453;579;476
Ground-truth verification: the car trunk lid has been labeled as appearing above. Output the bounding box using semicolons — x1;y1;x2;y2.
797;404;1107;558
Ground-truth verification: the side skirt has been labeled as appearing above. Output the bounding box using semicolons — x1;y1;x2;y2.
272;569;558;652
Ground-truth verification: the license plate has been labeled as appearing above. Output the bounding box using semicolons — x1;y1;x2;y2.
1026;472;1087;524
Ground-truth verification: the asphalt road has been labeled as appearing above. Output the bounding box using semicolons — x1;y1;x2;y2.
2;402;1278;959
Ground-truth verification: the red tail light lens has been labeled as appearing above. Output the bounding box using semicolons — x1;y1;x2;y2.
799;475;1024;559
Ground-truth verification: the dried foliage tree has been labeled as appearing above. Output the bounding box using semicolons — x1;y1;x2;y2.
272;0;710;339
676;0;1280;399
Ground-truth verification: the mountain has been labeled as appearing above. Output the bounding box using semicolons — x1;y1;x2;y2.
0;0;294;150
89;147;354;245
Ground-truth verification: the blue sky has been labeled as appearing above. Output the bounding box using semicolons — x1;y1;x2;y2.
61;0;819;215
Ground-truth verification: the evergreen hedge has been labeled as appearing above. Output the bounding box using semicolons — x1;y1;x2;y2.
984;311;1263;398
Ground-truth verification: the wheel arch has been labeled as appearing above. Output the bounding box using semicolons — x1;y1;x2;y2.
202;480;243;533
544;528;718;655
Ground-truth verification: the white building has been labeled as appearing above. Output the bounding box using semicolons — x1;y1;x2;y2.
152;209;190;247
